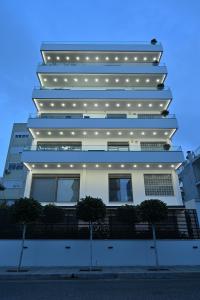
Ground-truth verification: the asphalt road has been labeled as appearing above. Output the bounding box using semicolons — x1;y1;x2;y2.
0;278;200;300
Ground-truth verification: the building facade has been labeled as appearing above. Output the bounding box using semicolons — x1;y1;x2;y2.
178;147;200;223
0;123;32;204
18;41;184;211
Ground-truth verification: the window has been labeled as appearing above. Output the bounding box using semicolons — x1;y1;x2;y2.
106;114;127;119
144;174;174;196
108;142;129;151
57;178;80;202
37;142;81;151
15;133;29;138
31;176;80;203
8;163;23;170
140;142;165;151
109;175;133;202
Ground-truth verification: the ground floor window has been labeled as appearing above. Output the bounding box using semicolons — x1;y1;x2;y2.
31;175;80;203
144;174;174;196
109;174;133;202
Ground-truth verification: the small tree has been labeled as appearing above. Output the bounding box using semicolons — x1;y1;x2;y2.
139;199;168;269
42;204;65;224
76;196;106;270
11;198;42;271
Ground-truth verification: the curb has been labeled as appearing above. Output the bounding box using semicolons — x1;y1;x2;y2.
1;271;200;281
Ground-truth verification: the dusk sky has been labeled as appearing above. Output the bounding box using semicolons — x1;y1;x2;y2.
0;0;200;174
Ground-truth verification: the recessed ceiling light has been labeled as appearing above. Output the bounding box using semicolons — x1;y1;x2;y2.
141;132;145;135
56;56;60;60
105;78;109;83
85;56;90;60
143;57;147;61
57;164;61;168
43;78;47;82
36;131;40;135
105;103;109;107
130;132;134;135
164;132;169;135
39;103;43;107
124;56;128;61
121;164;124;168
138;103;142;107
115;56;119;61
146;78;150;83
94;131;99;135
106;131;110;135
47;131;52;135
44;164;48;168
95;56;99;61
82;164;87;168
171;164;175;168
70;164;74;168
159;104;164;107
108;164;112;168
158;164;163;168
146;164;150;168
116;103;120;107
74;78;78;82
134;57;138;61
118;131;122;135
83;131;87;135
72;103;77;107
133;164;137;168
71;131;75;135
153;132;157;135
94;103;98;107
59;131;63;135
31;164;35;168
61;103;65;107
83;103;87;107
125;78;130;83
53;78;58;82
115;78;119;83
50;103;55;107
127;103;131;107
156;79;160;83
153;57;157;61
136;78;140;82
64;78;68;82
84;78;88;82
76;56;80;60
66;56;70;60
95;164;99;168
105;56;109;61
94;78;99;82
148;103;153;107
47;56;51;60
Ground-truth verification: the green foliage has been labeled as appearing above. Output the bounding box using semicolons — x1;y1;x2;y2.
139;199;168;224
76;196;106;223
116;205;138;225
11;197;42;224
42;204;65;224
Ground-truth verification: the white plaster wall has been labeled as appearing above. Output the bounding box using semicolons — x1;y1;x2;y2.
0;240;200;267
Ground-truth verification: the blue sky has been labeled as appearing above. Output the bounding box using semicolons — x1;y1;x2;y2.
0;0;200;174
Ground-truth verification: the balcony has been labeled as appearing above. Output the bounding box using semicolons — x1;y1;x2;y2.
41;41;163;64
37;64;167;89
22;145;183;169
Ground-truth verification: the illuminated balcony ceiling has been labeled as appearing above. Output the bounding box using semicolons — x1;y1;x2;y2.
42;51;162;64
29;128;176;139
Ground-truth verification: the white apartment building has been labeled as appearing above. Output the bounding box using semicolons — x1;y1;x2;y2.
8;41;184;212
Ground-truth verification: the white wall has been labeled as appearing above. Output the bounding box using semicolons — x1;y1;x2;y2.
0;240;200;267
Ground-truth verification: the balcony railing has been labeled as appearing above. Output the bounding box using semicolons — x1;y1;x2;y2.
24;145;182;152
29;113;176;120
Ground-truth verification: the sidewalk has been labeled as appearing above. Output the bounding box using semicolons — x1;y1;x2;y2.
1;266;200;280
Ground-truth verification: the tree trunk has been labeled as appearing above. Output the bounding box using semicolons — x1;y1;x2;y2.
89;222;93;271
18;223;26;272
152;223;159;269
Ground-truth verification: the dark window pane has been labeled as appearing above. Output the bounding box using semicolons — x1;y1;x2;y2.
31;178;57;202
57;178;80;202
109;177;133;202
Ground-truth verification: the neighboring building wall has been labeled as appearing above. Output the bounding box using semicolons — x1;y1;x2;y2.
0;123;32;203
